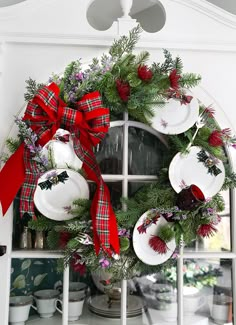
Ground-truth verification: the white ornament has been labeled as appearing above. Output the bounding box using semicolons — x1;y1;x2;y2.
41;128;83;170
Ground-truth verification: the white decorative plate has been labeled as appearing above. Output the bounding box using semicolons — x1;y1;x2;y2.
152;94;199;134
34;168;89;221
133;214;176;266
168;146;225;198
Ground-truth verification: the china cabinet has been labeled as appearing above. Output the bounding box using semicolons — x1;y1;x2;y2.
1;1;236;325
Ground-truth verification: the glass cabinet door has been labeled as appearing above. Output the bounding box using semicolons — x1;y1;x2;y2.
2;116;236;325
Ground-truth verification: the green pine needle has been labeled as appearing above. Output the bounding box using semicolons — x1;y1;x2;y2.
179;73;202;88
5;137;21;153
135;51;150;66
47;230;60;250
24;78;44;102
158;225;175;242
109;24;142;60
28;216;60;231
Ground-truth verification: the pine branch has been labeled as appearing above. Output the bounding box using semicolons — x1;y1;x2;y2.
116;207;143;228
5;137;21;153
47;230;60;250
180;214;201;244
63;220;92;233
168;134;189;153
173;56;183;74
159;49;174;73
0;152;9;163
24;78;44;102
69;198;91;219
205;193;225;212
67;237;82;250
179;73;202;88
146;186;177;208
28;216;60;231
135;51;150;66
222;170;236;191
109;25;142;60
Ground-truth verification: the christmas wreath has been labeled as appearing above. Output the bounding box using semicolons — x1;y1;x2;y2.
1;25;236;283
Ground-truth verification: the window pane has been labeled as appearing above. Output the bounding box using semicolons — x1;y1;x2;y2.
128;127;166;175
129;264;178;324
183;259;233;324
128;181;153;197
10;258;63;319
95;126;123;174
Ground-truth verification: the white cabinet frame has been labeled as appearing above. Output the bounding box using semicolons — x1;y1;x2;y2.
1;1;236;324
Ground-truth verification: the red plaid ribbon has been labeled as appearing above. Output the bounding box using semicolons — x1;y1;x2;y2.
0;83;120;255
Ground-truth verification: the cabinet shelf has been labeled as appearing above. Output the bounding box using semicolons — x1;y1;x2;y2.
11;250;63;259
26;308;212;325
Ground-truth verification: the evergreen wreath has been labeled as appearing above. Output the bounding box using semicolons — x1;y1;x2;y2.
1;25;236;284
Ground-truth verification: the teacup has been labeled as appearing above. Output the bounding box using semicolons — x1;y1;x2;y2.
176;184;205;210
33;289;60;318
208;295;232;324
55;292;85;321
183;286;206;315
9;296;33;325
69;281;88;295
156;292;177;322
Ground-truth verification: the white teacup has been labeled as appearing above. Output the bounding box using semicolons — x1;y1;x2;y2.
183;286;206;315
69;281;88;294
156;292;177;322
9;296;33;325
33;289;60;318
208;295;232;324
55;292;85;321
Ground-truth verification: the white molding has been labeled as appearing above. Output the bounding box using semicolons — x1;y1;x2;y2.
170;0;236;29
1;32;236;53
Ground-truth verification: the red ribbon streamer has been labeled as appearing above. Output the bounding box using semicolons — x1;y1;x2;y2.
0;83;120;255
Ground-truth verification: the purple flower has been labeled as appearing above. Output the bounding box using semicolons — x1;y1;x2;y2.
99;257;110;268
46;170;57;180
75;72;84;81
207;208;214;215
118;228;127;236
69;92;76;102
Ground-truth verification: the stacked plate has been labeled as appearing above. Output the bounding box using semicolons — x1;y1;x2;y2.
88;294;144;318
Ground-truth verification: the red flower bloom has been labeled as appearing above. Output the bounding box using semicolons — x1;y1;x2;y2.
137;65;153;81
169;69;181;90
197;223;217;238
148;235;168;254
116;79;130;102
70;253;86;275
180;95;193;105
59;231;71;248
208;130;223;147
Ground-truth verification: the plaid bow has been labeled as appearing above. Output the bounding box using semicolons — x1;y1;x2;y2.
0;83;120;255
